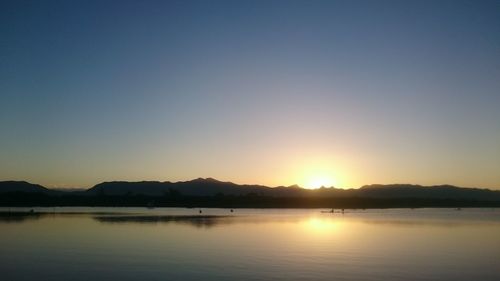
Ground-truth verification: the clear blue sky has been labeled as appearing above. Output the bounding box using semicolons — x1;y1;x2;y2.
1;0;499;189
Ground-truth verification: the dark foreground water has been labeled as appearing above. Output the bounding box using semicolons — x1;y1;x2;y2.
0;208;499;281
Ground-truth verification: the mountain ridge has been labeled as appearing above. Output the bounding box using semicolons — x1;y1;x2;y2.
1;179;499;201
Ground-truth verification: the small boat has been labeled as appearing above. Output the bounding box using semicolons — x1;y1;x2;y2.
321;209;334;213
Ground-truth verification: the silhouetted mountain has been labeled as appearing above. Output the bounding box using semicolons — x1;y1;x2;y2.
87;181;173;196
84;180;500;201
355;184;500;200
86;178;305;197
0;181;51;194
1;179;499;207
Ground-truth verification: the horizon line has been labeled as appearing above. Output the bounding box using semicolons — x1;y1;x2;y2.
1;178;498;192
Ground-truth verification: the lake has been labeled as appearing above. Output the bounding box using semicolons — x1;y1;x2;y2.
1;208;499;281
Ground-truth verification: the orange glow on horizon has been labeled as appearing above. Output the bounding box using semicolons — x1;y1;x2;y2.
293;159;348;189
304;175;337;189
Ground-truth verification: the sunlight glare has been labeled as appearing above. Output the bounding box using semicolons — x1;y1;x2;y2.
306;175;336;189
303;217;340;236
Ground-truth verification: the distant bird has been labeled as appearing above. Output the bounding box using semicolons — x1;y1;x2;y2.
199;209;202;214
230;209;234;213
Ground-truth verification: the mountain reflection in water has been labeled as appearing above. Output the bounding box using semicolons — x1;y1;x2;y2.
93;215;230;228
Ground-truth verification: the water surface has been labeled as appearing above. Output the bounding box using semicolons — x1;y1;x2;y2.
1;208;499;281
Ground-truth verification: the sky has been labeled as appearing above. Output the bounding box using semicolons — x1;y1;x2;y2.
1;0;499;189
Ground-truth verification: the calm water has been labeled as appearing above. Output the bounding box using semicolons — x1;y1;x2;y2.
1;208;499;281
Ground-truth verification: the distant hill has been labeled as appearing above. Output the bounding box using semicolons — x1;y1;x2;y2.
87;179;500;201
0;181;51;194
1;179;500;203
86;178;305;197
354;184;500;201
87;181;172;196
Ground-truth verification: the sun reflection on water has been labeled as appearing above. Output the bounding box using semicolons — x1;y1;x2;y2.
303;216;341;236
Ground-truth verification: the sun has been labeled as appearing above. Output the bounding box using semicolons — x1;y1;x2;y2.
304;174;336;189
292;159;345;189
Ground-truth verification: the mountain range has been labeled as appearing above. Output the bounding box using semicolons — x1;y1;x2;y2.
1;178;499;201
